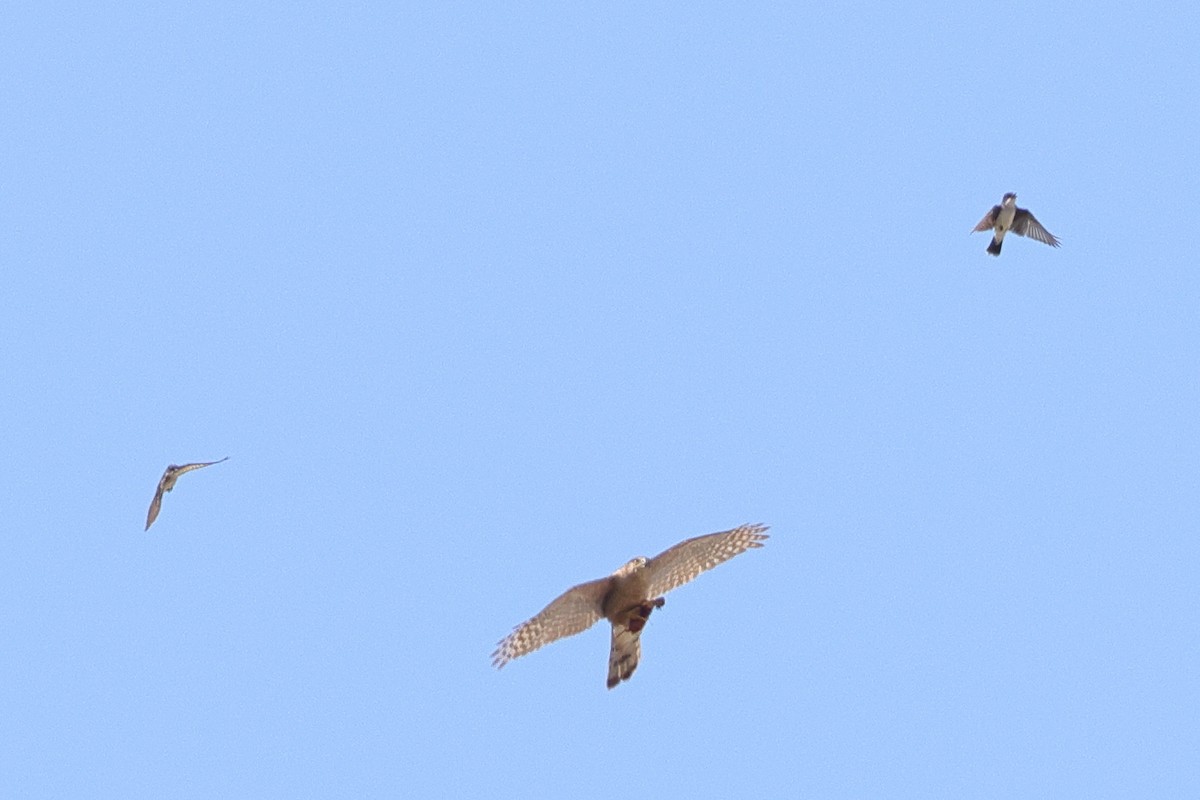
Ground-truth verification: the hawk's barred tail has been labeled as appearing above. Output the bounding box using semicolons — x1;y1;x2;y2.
607;623;641;689
605;597;664;688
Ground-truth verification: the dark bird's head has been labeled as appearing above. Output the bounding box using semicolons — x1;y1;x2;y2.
1002;192;1017;205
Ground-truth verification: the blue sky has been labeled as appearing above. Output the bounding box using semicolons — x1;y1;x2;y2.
3;2;1198;797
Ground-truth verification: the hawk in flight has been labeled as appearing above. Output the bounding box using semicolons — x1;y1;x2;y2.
973;192;1061;255
492;523;769;689
144;457;229;531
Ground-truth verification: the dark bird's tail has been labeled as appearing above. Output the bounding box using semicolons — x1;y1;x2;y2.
987;236;1002;256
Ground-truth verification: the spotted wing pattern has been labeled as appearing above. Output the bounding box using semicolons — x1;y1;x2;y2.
642;523;770;599
491;577;609;668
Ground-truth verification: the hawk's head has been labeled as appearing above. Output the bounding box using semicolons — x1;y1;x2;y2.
612;556;648;577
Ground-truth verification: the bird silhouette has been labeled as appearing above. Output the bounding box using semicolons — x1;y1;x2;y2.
972;193;1061;255
145;457;229;531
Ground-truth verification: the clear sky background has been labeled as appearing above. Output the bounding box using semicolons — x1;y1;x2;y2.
3;2;1198;797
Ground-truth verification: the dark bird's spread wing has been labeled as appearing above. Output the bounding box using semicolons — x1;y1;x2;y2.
972;205;1001;233
1011;209;1061;247
144;457;229;531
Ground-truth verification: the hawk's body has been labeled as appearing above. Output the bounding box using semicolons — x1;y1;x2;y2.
492;523;769;688
145;457;229;531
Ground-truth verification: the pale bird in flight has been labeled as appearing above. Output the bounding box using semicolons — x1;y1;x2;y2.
492;523;769;689
144;457;229;531
973;192;1061;255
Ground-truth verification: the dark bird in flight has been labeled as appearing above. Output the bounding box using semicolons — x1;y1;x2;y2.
973;193;1061;255
145;457;229;531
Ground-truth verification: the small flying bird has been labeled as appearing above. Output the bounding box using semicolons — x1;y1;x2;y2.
492;523;769;689
973;193;1061;255
144;457;229;531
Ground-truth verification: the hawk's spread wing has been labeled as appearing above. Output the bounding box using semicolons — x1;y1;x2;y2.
492;577;610;668
642;523;769;599
1011;209;1061;247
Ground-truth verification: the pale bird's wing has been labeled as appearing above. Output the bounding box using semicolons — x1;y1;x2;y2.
972;205;1001;233
642;523;769;599
1011;209;1061;247
172;456;231;477
144;457;228;531
145;474;169;531
492;576;610;668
